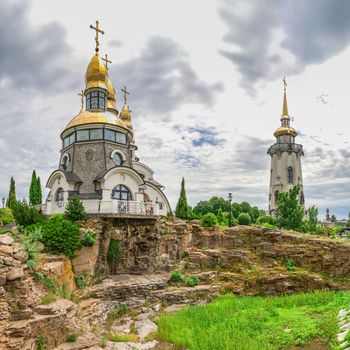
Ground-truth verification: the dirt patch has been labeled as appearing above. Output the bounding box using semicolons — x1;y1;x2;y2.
289;339;330;350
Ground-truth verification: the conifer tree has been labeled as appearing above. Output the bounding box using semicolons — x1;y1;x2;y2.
6;177;17;210
29;170;37;205
37;176;42;205
64;195;87;222
175;177;188;219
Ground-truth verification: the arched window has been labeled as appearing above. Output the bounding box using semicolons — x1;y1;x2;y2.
287;167;294;183
274;190;279;203
61;154;69;170
56;188;64;202
111;185;132;201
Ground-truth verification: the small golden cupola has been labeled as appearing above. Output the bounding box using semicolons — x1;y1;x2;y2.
120;86;133;130
273;76;297;140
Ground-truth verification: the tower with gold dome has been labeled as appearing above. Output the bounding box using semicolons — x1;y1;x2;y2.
267;78;305;214
46;21;171;216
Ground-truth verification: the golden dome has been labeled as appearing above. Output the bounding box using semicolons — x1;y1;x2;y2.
273;126;297;138
64;110;128;130
85;54;107;91
106;77;117;112
120;104;133;129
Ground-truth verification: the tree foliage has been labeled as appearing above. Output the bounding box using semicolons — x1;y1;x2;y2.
238;213;252;225
6;177;17;210
200;213;218;227
175;178;189;220
64;196;87;222
41;215;80;257
193;196;263;224
12;199;45;227
29;170;42;206
275;186;304;231
0;208;14;225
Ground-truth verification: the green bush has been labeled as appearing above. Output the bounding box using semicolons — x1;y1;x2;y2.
201;213;218;227
185;276;199;287
12;200;45;227
238;213;252;226
0;208;14;225
81;230;96;247
256;215;275;225
170;271;185;283
64;196;87;222
41;216;80;257
75;274;86;290
20;235;39;269
107;239;121;264
66;333;77;342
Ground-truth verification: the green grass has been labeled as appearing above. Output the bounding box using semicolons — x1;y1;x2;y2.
156;291;350;350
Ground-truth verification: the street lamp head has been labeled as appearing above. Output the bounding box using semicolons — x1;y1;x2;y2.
228;193;232;202
1;197;5;208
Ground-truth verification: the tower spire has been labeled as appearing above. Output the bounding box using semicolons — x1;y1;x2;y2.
282;76;289;117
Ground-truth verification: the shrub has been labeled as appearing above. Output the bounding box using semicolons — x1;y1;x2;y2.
284;256;296;271
12;200;45;227
238;213;251;226
107;239;121;264
0;208;14;225
64;196;87;222
256;215;275;225
170;271;185;283
75;274;86;290
41;216;80;257
185;276;199;287
81;230;96;247
201;213;218;227
23;224;43;242
36;335;46;350
66;333;77;342
41;293;56;305
20;235;39;269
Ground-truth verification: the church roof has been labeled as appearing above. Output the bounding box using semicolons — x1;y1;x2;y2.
64;110;129;131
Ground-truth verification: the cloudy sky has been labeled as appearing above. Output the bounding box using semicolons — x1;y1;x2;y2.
1;0;350;218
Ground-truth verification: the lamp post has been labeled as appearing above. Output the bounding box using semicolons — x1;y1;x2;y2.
1;197;5;208
228;193;233;227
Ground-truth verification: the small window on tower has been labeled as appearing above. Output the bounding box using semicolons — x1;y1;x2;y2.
287;167;294;183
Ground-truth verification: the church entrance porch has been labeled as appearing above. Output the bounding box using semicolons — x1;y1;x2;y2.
41;199;160;217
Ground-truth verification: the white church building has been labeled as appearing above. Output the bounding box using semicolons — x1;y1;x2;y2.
44;21;171;217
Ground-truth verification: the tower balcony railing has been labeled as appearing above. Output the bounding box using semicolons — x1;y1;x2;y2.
267;143;304;155
40;200;160;217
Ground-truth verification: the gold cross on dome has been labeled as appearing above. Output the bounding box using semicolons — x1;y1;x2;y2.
121;86;130;104
78;90;84;109
89;20;105;53
102;54;112;70
283;76;287;91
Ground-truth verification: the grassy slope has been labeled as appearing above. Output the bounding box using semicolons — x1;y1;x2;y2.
156;291;350;350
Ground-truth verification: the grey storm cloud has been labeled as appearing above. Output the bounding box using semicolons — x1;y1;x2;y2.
218;0;350;96
108;36;224;119
0;0;78;92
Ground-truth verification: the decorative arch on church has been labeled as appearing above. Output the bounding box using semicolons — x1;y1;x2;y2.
56;188;64;202
111;185;133;201
287;166;294;183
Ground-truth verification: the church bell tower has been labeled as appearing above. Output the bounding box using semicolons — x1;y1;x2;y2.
268;77;305;214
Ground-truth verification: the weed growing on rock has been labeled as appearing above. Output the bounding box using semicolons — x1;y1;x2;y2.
81;229;96;247
66;333;77;342
41;293;56;305
284;256;296;271
36;335;46;350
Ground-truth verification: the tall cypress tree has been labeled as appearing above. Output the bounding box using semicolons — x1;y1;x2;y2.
37;176;42;205
175;177;188;219
6;177;17;210
29;170;37;205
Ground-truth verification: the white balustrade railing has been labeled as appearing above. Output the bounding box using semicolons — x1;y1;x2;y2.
41;200;159;217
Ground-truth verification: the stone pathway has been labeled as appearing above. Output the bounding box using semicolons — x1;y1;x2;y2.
337;308;350;349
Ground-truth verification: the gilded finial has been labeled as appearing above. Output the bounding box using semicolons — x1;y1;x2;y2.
78;90;84;109
121;86;130;104
282;76;289;116
89;20;105;53
102;54;112;70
